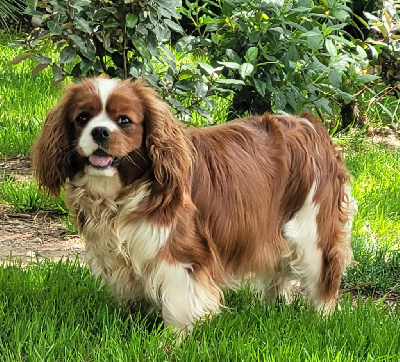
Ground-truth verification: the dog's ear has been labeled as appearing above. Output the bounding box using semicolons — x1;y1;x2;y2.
31;94;75;197
129;79;192;212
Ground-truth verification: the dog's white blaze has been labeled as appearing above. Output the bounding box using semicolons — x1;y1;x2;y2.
282;181;323;301
78;78;119;157
96;78;119;109
147;261;221;332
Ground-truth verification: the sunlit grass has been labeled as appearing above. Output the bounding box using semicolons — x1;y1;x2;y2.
0;33;66;156
0;174;67;213
345;144;400;249
0;260;399;361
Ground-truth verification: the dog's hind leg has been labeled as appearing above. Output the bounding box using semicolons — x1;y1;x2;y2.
282;183;356;312
313;186;356;312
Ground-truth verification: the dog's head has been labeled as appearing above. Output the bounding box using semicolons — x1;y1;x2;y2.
32;78;191;206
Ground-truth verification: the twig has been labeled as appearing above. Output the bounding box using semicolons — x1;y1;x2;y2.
374;84;400;104
341;282;373;293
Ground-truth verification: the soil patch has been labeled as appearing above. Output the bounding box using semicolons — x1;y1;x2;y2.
0;156;33;182
369;126;400;150
0;204;84;266
0;156;84;266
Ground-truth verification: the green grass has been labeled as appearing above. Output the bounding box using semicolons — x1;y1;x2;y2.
1;32;400;360
0;174;67;213
347;145;400;246
0;33;65;156
0;260;399;361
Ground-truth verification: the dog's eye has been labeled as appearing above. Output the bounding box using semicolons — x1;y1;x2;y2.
117;116;132;128
75;112;91;126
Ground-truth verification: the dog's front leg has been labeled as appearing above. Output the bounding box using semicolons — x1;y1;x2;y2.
147;261;222;340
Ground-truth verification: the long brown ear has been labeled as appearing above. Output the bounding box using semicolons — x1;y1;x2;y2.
130;79;192;213
31;96;74;197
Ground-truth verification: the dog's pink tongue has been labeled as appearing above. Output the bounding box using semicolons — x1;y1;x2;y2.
89;155;112;167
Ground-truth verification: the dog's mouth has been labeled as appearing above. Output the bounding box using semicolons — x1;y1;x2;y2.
87;149;122;169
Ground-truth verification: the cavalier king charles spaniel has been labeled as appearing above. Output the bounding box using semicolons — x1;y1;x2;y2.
32;78;357;337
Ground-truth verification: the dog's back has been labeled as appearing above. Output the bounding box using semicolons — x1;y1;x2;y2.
188;113;356;309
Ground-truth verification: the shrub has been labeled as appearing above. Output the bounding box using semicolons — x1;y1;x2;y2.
180;0;380;126
10;0;227;123
10;0;383;128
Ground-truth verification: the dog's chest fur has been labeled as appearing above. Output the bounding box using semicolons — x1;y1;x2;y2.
66;174;171;303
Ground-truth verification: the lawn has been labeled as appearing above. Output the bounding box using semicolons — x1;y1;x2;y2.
0;32;399;360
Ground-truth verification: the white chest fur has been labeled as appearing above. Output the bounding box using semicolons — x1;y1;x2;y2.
67;176;171;302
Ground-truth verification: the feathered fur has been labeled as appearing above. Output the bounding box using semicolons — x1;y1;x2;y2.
32;78;357;336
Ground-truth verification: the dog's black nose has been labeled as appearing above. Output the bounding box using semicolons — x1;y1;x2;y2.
91;127;111;145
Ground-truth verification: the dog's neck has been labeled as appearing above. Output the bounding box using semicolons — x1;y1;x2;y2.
70;172;123;200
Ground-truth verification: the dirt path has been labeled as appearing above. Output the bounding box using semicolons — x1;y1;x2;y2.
0;157;84;266
0;205;84;266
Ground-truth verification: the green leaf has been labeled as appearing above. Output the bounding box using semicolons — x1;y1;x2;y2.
216;78;245;86
52;64;63;81
75;18;92;34
70;0;91;11
68;34;87;52
274;90;287;110
284;45;298;62
195;81;208;98
226;49;241;63
325;39;336;56
239;63;254;78
313;97;332;115
328;69;342;87
132;38;151;60
79;59;93;75
300;28;323;52
329;35;354;47
245;47;258;63
25;9;44;16
93;7;117;20
283;45;298;69
198;62;215;75
308;34;323;52
48;21;62;35
164;19;183;33
218;61;240;70
348;64;358;79
175;36;197;52
356;74;380;83
222;0;234;16
60;46;77;64
254;79;267;97
335;89;354;103
126;13;138;29
35;55;52;64
285;89;298;112
331;8;349;22
248;32;260;44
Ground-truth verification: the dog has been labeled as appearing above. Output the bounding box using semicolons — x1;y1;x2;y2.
32;77;357;336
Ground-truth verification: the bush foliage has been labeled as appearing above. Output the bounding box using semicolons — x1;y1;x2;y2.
9;0;399;127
